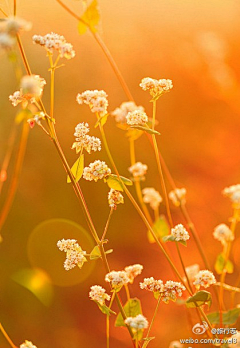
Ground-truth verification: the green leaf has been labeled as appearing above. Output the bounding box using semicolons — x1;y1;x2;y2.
162;234;187;246
115;298;142;327
90;245;101;260
186;291;212;309
106;174;133;192
94;113;109;128
214;253;234;274
97;303;116;316
147;215;170;243
142;337;155;348
207;308;240;325
130;125;160;135
67;154;84;183
78;0;100;35
15;109;32;124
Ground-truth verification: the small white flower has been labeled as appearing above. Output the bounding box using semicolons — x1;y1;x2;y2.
171;224;190;242
76;90;108;116
108;189;124;209
0;16;32;36
140;277;164;292
161;280;186;303
129;162;148;181
213;223;234;245
83;160;111;182
20;341;37;348
142;187;162;210
0;33;15;49
169;188;186;207
57;239;87;271
193;270;216;289
89;285;111;306
126;110;148;126
125;314;148;330
140;77;173;98
112;101;145;124
105;270;129;289
223;184;240;207
124;264;143;283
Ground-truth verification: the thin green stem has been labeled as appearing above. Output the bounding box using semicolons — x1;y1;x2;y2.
145;296;161;340
135;332;138;348
124;284;130;301
151;100;173;227
101;208;114;242
13;0;16;16
106;314;110;348
0;323;17;348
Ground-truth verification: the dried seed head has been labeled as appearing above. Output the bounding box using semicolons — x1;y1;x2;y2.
193;270;216;289
89;285;111;306
171;224;190;242
32;32;75;59
142;187;162;210
112;101;145;124
83;160;111;182
126;110;148;126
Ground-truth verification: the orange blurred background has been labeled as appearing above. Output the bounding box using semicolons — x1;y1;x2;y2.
1;0;240;347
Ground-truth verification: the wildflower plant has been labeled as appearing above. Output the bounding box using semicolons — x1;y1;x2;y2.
1;1;240;348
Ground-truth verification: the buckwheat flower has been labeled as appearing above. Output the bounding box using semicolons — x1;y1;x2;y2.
32;32;75;59
142;187;162;210
140;277;164;292
222;184;240;207
128;162;148;181
89;285;111;306
9;90;25;107
126;110;148;126
193;270;216;289
74;122;90;139
76;90;108;116
27;112;45;128
229;331;240;348
83;160;111;182
125;264;143;283
0;33;15;50
111;101;145;124
108;189;124;209
72;135;101;154
161;280;186;303
140;77;173;99
169;188;187;207
171;224;190;242
125;314;148;330
20;341;37;348
105;271;129;290
0;16;32;36
21;75;46;98
213;223;234;245
169;341;184;348
57;238;87;271
185;264;200;282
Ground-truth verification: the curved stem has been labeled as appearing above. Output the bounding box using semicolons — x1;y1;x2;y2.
145;296;161;340
0;122;29;233
101;208;114;242
0;323;17;348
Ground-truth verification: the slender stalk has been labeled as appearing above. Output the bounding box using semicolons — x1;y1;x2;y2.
0;7;8;16
0;122;18;195
175;242;193;294
101;208;114;242
0;122;29;232
16;35;32;75
151;100;173;227
135;332;138;348
0;323;17;348
13;0;16;16
124;284;130;301
106;314;110;348
145;296;161;340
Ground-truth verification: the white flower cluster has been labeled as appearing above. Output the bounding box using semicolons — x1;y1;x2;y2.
89;285;111;306
213;223;234;245
193;270;216;289
222;184;240;207
0;16;32;50
171;224;190;242
169;188;186;207
142;187;162;210
140;77;173;98
57;239;87;271
108;189;124;209
105;270;129;289
32;32;75;59
126;110;148;126
27;112;45;128
124;264;143;284
128;162;148;181
111;101;145;124
76;90;108;116
9;75;46;107
140;277;186;303
20;341;37;348
125;314;148;330
72;122;101;154
83;160;111;182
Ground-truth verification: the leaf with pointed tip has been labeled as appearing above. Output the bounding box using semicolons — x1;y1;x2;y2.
94;113;108;128
142;337;155;348
115;298;142;327
207;308;240;325
214;253;234;274
130;125;160;135
147;215;170;243
162;234;187;246
106;174;132;192
78;0;100;35
67;154;84;183
186;291;212;309
90;245;101;260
